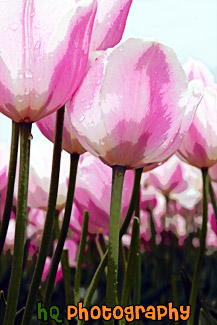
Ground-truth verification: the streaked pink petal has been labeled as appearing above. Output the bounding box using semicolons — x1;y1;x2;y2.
183;58;215;86
178;86;217;168
37;108;86;155
90;0;132;51
0;0;97;122
69;39;200;168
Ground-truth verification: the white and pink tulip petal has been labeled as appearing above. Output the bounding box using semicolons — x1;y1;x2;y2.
0;0;97;122
68;39;200;169
90;0;133;51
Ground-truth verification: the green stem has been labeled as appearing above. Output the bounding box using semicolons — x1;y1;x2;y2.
81;253;108;316
43;153;79;308
22;106;65;325
74;210;89;306
3;122;32;325
81;168;142;311
61;250;72;306
120;240;127;274
120;168;143;236
106;165;125;320
188;168;209;325
209;180;217;223
121;217;140;310
54;210;60;237
95;236;106;263
134;187;140;218
148;208;157;254
0;121;19;256
99;233;107;253
50;213;72;310
134;221;141;306
134;188;141;306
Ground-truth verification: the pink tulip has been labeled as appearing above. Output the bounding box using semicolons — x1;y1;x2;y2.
178;60;217;168
0;0;97;123
140;211;151;242
209;162;217;182
140;185;166;236
147;155;202;208
42;238;77;283
26;208;46;255
14;138;70;211
171;162;202;209
4;218;16;253
36;0;133;150
69;202;91;236
184;58;215;87
208;203;217;236
42;257;62;284
147;155;188;197
0;142;10;192
140;186;158;211
0;142;11;221
36;54;102;155
206;228;217;249
72;153;134;233
169;214;187;245
0;188;6;221
90;0;133;51
206;204;217;248
67;39;201;169
37;107;86;155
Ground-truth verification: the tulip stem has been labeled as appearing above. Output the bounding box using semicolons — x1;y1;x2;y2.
209;180;217;223
120;240;127;274
106;165;125;323
22;106;65;325
51;213;72;310
61;250;71;306
188;168;209;325
95;236;106;265
81;168;142;312
74;210;89;306
43;153;79;308
133;189;141;306
148;208;157;254
3;122;32;325
121;168;143;235
0;121;19;256
121;217;140;312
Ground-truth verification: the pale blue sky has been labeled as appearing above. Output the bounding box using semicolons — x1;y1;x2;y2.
0;0;217;144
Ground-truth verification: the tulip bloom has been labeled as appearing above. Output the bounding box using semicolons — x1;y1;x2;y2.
27;139;70;211
42;238;77;283
0;0;97;123
90;0;133;51
67;38;201;169
147;155;188;197
183;58;215;87
13;138;70;211
73;153;135;233
37;108;86;155
147;155;202;207
178;59;217;325
209;162;217;182
178;60;217;168
0;142;9;192
37;0;133;152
